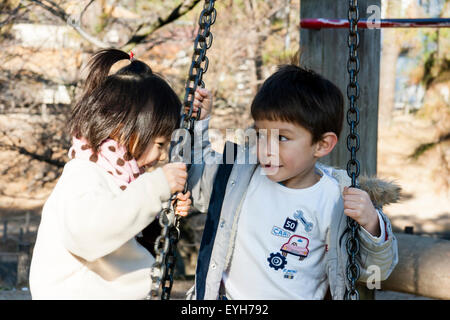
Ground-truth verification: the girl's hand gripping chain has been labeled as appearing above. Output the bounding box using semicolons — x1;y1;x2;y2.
173;191;191;217
162;163;191;216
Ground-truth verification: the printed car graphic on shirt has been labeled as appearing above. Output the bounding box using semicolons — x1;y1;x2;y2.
280;235;310;260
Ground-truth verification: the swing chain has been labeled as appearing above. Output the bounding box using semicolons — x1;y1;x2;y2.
148;205;174;299
345;0;361;301
148;0;217;301
182;0;217;131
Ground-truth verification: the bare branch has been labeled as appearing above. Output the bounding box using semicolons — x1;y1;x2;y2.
79;0;95;22
0;125;66;168
28;0;111;48
122;0;202;51
0;141;65;168
0;2;26;28
27;0;204;50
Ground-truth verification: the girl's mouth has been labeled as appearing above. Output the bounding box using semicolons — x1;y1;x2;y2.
141;160;157;171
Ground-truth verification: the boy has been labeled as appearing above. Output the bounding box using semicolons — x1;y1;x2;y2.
186;65;398;300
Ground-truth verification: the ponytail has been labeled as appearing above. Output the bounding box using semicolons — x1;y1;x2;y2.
83;49;131;96
82;48;155;96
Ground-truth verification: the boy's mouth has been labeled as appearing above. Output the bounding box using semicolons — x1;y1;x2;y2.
261;163;282;176
262;164;282;169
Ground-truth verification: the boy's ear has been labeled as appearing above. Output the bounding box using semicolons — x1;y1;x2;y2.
313;132;338;158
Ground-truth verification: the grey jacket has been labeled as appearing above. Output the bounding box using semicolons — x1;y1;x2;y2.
186;118;399;300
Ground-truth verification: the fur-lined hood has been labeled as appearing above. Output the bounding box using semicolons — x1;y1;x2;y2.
316;163;402;208
359;175;402;208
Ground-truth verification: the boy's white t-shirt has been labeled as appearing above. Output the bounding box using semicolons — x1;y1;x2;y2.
223;165;344;300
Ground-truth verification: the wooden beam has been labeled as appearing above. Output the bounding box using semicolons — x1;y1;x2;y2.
300;0;381;177
382;233;450;300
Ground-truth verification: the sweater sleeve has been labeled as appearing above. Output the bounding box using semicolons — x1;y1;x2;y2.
58;164;171;262
359;209;387;243
357;209;399;282
187;115;223;214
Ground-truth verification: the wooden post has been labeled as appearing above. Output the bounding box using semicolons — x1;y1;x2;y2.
300;0;381;177
300;0;381;299
17;252;30;287
2;220;7;243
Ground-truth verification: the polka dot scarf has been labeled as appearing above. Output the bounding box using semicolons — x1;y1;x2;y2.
68;136;144;191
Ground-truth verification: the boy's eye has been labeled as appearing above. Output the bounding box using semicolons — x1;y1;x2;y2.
279;135;288;142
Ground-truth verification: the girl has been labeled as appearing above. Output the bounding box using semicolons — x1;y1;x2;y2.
29;49;191;300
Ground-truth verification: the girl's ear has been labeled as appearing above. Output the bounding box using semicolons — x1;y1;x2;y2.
313;132;338;158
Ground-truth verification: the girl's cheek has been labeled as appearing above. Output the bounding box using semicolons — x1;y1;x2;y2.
159;149;168;162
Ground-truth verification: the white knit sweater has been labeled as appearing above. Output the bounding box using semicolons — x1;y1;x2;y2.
29;159;171;300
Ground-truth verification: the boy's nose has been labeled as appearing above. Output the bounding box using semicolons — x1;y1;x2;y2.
259;139;275;156
258;143;272;164
258;138;280;166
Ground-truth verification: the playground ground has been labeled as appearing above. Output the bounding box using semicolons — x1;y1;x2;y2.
0;280;434;300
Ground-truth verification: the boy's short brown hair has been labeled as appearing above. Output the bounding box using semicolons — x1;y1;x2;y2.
251;65;344;144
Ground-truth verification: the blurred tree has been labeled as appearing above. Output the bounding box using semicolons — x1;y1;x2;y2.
379;0;403;124
0;0;301;268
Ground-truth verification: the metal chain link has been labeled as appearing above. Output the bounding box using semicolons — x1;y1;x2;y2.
345;0;361;301
147;0;217;300
181;0;217;131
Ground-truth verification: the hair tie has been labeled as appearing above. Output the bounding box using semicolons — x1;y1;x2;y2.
129;51;135;61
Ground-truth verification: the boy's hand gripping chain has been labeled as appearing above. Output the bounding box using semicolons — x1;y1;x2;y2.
147;0;217;300
345;0;361;300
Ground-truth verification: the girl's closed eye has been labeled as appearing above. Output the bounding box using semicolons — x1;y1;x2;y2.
156;139;169;149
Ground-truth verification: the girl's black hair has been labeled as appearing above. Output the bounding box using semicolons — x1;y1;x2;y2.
68;48;181;159
251;65;344;144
